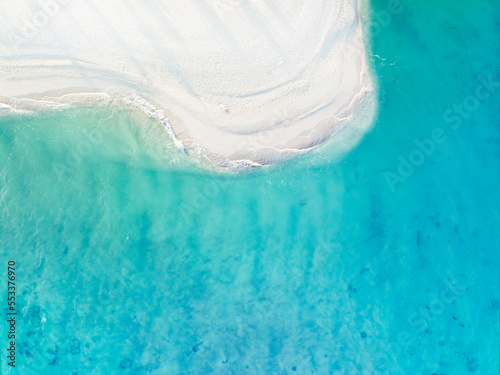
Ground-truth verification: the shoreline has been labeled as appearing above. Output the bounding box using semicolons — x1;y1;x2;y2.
0;0;376;168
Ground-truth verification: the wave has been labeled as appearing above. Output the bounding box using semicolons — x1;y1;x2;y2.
0;0;376;168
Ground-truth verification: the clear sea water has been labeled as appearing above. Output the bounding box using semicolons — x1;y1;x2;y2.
1;0;499;374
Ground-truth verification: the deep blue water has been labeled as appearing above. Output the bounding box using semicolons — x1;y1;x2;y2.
1;0;499;374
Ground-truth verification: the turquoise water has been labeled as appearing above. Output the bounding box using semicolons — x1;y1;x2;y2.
1;0;499;374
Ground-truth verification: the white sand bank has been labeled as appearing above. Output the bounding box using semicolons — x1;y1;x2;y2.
0;0;375;167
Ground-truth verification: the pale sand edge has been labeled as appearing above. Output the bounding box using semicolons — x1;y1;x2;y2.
0;0;377;169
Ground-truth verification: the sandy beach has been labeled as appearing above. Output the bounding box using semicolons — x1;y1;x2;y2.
0;0;375;167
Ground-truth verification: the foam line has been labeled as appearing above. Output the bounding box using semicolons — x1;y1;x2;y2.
0;0;376;167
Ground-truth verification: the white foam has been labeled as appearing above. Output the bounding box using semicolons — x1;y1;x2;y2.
0;0;375;167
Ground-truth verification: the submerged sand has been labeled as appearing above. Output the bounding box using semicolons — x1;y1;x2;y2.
0;0;375;167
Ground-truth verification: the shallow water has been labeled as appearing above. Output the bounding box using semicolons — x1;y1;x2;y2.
1;0;499;374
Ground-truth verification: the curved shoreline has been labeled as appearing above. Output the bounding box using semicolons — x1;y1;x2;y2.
0;0;376;168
